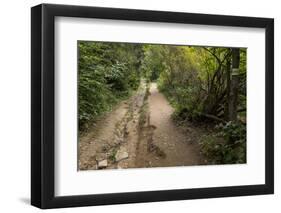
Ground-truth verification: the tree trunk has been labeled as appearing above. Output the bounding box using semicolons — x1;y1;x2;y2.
228;48;240;122
225;59;231;120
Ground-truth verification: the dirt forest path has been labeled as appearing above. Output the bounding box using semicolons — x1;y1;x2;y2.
135;83;204;168
79;81;205;171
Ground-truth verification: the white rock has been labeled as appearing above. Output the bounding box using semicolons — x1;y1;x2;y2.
115;151;129;162
98;159;108;169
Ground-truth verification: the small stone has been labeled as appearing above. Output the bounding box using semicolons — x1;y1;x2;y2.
115;151;129;162
98;159;108;169
102;144;110;152
114;138;123;145
125;129;129;135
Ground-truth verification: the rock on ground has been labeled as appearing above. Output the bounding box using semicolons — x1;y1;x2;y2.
97;159;108;169
115;150;129;162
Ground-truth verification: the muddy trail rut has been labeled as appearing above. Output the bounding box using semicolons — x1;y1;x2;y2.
79;82;205;170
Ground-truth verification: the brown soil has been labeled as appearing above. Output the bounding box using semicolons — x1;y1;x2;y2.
135;83;205;168
79;82;206;171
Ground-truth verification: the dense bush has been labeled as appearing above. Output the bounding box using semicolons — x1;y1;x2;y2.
155;47;247;123
78;41;143;130
199;121;246;164
156;46;204;121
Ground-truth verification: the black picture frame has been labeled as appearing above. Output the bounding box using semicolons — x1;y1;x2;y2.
31;3;274;209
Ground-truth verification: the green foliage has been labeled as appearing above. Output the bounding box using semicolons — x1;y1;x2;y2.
108;148;117;162
199;121;246;164
217;121;246;145
156;46;204;121
141;45;166;81
78;41;143;131
153;46;247;122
